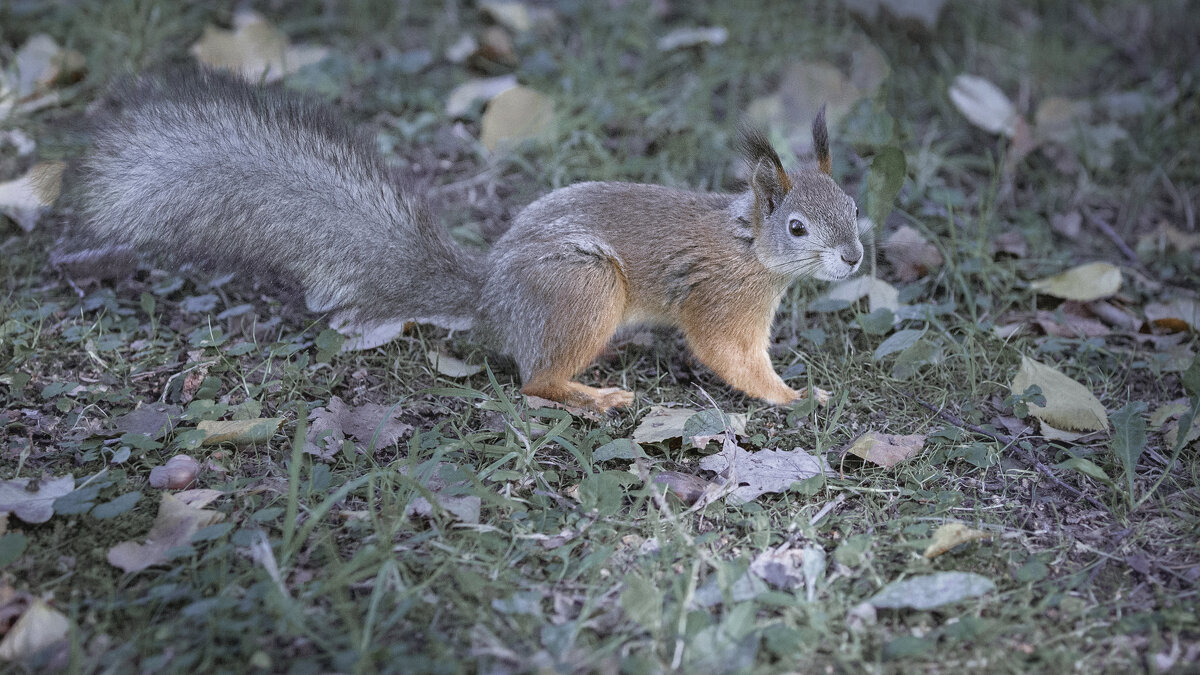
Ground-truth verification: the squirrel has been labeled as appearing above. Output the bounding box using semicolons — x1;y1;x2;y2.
71;67;864;413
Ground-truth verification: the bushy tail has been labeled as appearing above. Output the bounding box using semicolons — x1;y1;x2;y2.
74;67;485;336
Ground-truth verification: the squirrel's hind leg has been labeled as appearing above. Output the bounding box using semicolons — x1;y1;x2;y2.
491;240;634;413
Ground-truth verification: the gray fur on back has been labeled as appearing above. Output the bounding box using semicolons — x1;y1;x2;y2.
76;67;485;329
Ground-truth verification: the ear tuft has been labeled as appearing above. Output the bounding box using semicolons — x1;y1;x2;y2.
739;125;792;195
812;104;832;176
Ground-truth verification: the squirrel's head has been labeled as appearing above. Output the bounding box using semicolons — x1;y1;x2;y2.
738;109;863;282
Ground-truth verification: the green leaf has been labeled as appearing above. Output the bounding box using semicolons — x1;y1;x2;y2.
1183;354;1200;396
1055;457;1114;487
869;571;995;610
857;308;894;335
866;146;907;228
620;574;663;633
593;439;644;462
1109;402;1147;499
92;491;143;519
873;329;924;361
0;533;28;567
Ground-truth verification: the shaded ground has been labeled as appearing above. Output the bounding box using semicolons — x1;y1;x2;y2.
1;1;1198;673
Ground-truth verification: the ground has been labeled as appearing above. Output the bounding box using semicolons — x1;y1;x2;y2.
1;1;1198;673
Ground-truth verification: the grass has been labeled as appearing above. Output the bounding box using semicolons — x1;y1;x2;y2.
2;0;1199;672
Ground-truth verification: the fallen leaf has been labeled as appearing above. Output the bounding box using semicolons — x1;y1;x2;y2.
698;445;830;505
328;314;413;351
190;10;328;83
747;42;887;147
480;85;555;152
109;402;181;440
922;522;991;558
306;396;413;459
1145;298;1199;332
197;418;283;446
107;492;225;573
749;547;805;589
0;475;73;524
631;406;747;446
445;75;518;117
1033;96;1093;145
991;230;1028;258
479;0;536;33
949;75;1020;137
401;462;481;524
885;225;943;281
0;162;62;232
1030;262;1122;302
845;431;925;468
1136;222;1200;255
427;350;484;378
1051;211;1082;239
818;276;901;314
651;471;715;506
1010;356;1109;432
148;455;200;490
657;26;728;51
869;571;995;610
0;597;69;663
11;34;83;100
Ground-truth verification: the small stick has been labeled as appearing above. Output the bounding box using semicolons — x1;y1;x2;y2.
899;390;1109;512
1081;207;1140;265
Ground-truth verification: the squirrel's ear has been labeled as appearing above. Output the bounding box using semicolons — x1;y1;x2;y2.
813;105;832;176
750;159;785;217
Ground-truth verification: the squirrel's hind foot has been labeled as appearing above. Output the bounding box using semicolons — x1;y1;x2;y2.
522;379;634;414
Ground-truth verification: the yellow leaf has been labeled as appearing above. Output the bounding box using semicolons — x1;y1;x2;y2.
923;522;990;559
197;418;283;446
190;10;328;83
845;431;925;468
1030;262;1121;302
106;493;225;573
949;74;1019;137
480;85;555;152
426;350;484;378
1010;356;1108;432
0;598;69;662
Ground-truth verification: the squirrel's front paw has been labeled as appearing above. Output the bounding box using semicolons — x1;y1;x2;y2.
793;386;831;406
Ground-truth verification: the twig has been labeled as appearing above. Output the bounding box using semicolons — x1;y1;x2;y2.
1081;207;1140;266
899;390;1109;512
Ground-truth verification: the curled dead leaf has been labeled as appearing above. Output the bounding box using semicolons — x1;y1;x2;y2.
0;597;70;663
197;417;283;446
922;522;991;558
148;455;200;490
107;492;225;573
1010;356;1108;432
885;225;943;281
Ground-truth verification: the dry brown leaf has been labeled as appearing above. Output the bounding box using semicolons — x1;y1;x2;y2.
1144;298;1199;333
844;431;925;468
1030;262;1122;302
923;522;991;559
0;475;73;524
401;462;480;524
651;471;715;506
1010;356;1108;432
698;445;830;505
631;406;747;446
190;10;328;83
480;85;555;152
306;396;414;459
885;225;943;281
107;492;225;573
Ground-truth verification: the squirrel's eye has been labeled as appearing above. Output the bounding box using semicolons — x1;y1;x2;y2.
788;218;807;237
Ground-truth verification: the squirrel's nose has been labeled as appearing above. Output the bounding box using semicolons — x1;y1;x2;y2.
841;251;862;266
